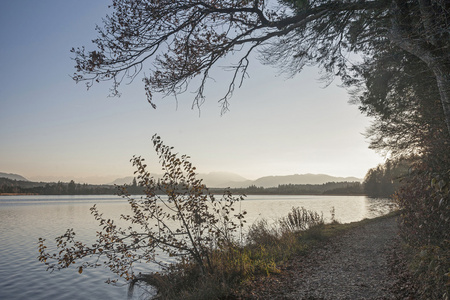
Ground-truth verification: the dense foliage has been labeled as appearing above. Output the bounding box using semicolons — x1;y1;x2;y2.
351;49;449;158
393;149;450;298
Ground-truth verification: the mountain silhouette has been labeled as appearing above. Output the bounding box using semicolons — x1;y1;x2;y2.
0;172;29;181
110;172;361;188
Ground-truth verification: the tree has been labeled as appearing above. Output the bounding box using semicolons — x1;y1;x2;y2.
349;46;449;157
72;0;450;134
363;168;381;197
38;135;246;283
363;158;412;198
68;180;76;195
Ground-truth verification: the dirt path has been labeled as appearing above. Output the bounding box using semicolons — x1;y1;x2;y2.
241;216;409;299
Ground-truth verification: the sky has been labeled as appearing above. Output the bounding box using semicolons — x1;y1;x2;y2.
0;1;386;184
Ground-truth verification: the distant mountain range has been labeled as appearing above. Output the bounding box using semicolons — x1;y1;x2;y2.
0;172;28;182
1;171;361;188
110;172;361;188
248;174;362;188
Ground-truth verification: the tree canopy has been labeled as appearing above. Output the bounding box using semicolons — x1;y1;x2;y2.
72;0;450;133
352;47;449;157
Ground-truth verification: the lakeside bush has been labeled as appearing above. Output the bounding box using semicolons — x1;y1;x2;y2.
38;135;247;294
396;153;450;299
37;136;368;299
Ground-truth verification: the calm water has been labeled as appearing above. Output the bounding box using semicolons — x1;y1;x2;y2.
0;195;394;300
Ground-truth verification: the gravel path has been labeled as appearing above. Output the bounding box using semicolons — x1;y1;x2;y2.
287;216;397;299
241;216;409;299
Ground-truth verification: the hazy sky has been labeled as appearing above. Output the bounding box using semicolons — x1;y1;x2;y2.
0;1;385;184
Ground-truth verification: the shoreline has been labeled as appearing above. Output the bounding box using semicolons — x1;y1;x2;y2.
238;211;415;299
0;192;370;197
0;193;39;196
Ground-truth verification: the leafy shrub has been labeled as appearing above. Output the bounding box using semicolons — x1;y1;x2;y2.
396;154;450;299
397;170;449;248
38;135;247;289
408;244;450;300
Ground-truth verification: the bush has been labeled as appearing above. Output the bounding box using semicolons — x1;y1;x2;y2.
279;206;324;233
408;244;450;300
38;135;247;291
396;155;450;299
246;219;281;246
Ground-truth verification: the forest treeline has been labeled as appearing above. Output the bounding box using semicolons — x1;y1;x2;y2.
0;178;117;195
229;181;363;196
1;174;400;198
1;177;363;196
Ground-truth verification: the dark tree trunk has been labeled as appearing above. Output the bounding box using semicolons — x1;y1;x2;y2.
389;1;450;136
433;66;450;136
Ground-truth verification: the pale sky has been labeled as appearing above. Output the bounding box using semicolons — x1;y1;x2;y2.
0;1;385;184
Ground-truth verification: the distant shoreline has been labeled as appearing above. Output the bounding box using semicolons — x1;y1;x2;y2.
0;193;39;196
0;192;368;197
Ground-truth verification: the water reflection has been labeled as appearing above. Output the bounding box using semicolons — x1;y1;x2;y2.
364;197;398;218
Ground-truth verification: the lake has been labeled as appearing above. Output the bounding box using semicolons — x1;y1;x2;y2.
0;195;394;300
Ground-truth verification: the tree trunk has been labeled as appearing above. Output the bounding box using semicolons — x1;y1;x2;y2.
389;18;450;137
433;66;450;137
